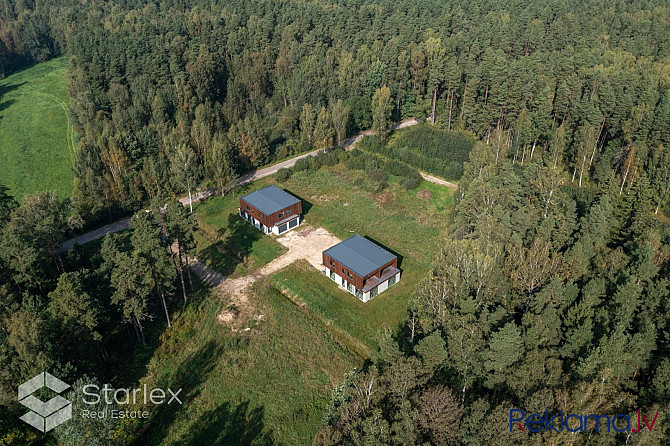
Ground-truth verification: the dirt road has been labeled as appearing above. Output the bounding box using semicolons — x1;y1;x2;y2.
59;117;452;252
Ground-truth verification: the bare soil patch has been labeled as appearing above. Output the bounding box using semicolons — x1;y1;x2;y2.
215;225;341;323
417;189;433;200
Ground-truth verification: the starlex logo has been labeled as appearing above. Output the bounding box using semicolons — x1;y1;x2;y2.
510;409;659;433
18;372;72;433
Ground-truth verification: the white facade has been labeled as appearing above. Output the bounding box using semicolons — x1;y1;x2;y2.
323;267;400;303
239;209;300;235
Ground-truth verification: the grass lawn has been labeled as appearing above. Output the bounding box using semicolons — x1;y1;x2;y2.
268;165;452;351
0;58;74;200
133;282;357;445
194;189;287;278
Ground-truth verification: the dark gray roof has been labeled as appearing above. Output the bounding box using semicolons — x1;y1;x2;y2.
324;234;396;277
241;185;300;215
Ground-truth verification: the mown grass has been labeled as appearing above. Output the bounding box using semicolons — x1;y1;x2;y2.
194;188;287;278
0;57;74;200
131;281;357;445
271;165;453;351
196;165;452;351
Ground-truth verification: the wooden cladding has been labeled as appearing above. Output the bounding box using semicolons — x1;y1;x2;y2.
322;252;397;290
240;198;302;227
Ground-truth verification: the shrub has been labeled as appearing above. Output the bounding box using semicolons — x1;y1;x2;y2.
364;156;380;171
367;169;387;183
293;157;310;171
345;155;366;170
372;179;387;193
275;168;292;182
402;175;422;190
350;148;363;158
309;156;322;170
335;148;349;163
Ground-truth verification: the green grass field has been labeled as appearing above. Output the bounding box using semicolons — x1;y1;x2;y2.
135;164;454;443
132;282;357;445
195;192;287;278
0;57;74;200
195;165;452;352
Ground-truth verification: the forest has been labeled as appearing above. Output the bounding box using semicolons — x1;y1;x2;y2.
1;0;670;443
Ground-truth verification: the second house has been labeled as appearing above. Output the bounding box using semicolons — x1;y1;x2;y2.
239;185;302;235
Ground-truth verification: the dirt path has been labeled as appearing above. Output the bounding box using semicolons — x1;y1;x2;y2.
420;172;458;190
59;117;442;252
216;226;341;323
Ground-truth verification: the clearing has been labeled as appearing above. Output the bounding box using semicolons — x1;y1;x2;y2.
0;58;74;200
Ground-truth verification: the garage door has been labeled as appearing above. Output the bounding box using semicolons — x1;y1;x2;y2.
288;218;298;228
278;223;288;233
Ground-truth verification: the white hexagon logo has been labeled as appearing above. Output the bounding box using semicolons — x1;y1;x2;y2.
18;372;72;432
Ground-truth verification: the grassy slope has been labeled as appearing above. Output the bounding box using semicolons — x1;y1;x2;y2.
135;165;452;444
0;57;74;200
271;166;452;351
134;282;357;445
195;189;287;278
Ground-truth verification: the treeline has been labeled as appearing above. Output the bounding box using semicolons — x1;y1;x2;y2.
2;0;669;222
0;187;197;444
317;131;670;444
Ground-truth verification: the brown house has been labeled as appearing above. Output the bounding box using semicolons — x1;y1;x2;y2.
239;185;302;235
322;234;400;302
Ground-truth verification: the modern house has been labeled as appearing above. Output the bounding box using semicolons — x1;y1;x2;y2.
239;185;302;235
322;234;400;302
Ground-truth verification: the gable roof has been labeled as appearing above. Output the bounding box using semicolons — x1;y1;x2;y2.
240;185;300;215
324;234;396;278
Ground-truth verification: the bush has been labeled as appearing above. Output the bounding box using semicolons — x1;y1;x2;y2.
335;148;349;163
350;148;363;158
309;155;323;170
364;157;380;171
402;175;422;190
367;169;387;183
372;179;387;193
293;157;310;171
345;155;366;170
275;168;292;182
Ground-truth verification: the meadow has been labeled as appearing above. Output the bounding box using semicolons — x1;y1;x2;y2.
127;164;453;444
0;58;74;200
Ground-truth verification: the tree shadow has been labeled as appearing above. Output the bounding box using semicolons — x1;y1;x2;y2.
362;235;404;269
0;98;15;113
181;401;274;445
198;213;268;276
138;338;241;445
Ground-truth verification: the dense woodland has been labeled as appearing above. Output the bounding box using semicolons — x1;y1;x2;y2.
1;0;670;443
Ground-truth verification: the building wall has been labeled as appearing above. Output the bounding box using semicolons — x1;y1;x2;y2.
322;253;397;290
239;198;302;228
362;271;401;302
324;268;401;302
322;253;364;289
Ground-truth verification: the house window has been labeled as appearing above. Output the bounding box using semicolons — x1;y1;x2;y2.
370;286;379;298
389;276;396;287
347;271;353;279
329;260;335;268
246;205;250;210
330;271;335;281
278;212;283;218
347;282;353;292
286;209;291;216
356;289;363;300
342;268;345;274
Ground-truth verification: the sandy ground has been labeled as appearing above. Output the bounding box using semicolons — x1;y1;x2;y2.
210;226;341;324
